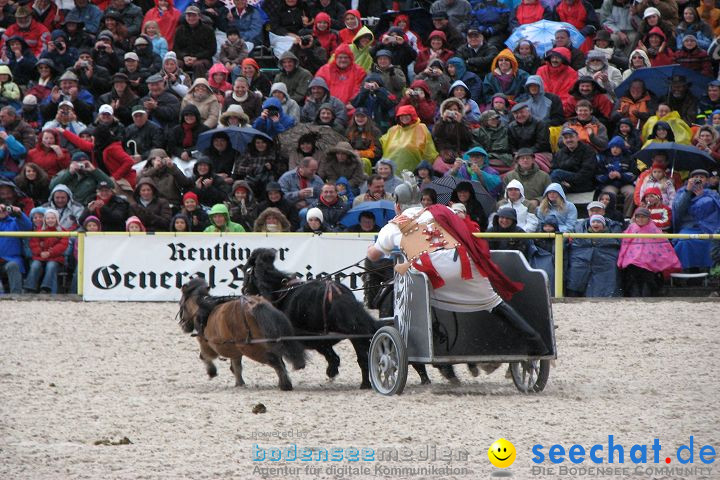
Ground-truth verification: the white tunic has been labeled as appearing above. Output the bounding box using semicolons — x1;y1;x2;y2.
374;206;502;312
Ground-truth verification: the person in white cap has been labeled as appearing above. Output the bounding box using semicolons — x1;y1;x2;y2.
303;207;329;233
40;70;94;124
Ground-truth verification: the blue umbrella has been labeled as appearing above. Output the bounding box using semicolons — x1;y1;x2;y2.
504;20;584;57
633;142;717;172
196;127;272;153
340;200;396;228
614;65;712;100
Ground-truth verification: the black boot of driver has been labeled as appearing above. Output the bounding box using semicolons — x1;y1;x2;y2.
491;301;550;356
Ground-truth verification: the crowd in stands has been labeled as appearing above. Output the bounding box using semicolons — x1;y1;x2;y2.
1;0;720;297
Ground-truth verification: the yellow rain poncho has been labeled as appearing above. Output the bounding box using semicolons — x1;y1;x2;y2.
379;105;439;173
349;26;375;72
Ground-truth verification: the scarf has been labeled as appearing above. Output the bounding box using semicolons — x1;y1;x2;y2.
493;71;514;91
319;195;337;207
181;123;194;148
297;169;308;189
427;204;523;299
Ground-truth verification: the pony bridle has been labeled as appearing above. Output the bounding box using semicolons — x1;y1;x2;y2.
241;267;253;294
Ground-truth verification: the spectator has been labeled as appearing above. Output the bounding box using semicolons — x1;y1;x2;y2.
595;136;637;217
503;149;552;209
0;203;32;294
204;132;236;182
350;73;396;131
414;57;451;104
278;156;323;210
303;206;331;233
428;11;465;50
566;214;621;297
253;206;292;232
0;64;20;106
616;118;643;153
486;207;531;258
219;105;250;127
123;106;164;162
641;103;692;146
482;49;529;105
315;43;367;106
475;110;514;175
167;104;210;160
617;207;681;296
300;77;347;131
535;183;578;232
143;0;180;49
450;181;489;228
274;51;313;106
97;73;140;128
129;177;172;232
596;191;625;224
371;28;417;76
25;59;60;103
577;50;623;99
51;152;114;206
3;6;51;57
181;78;220;129
253;97;296;137
591;30;628;71
173;6;217;78
338;9;361;44
226;180;258;231
15;163;51;207
615;79;657;129
349;26;374;72
676;7;713;50
0;178;34;215
227;0;264;46
514;75;564;127
345;108;382;166
255;181;300;230
232;135;287;196
672;169;720;269
353;174;393;206
23;209;69;294
380;105;439;174
170;213;189;232
508;102;552;172
673;34;713;77
637;26;674;67
190;157;230;208
204;202;245;232
512;39;542;76
310;12;339;56
68;0;103;35
319;142;366;193
1;106;37;151
26;130;71;179
697;0;720;36
125;216;146;232
563;99;610;151
287;132;326;170
290;28;328;75
180;191;210;231
0;129;27;181
622;49;652;80
62;11;95;51
445;57;481;104
312;104;345;135
396;79;436;127
159;52;191;99
40;70;94;125
455;27;498;78
345;210;379;233
308;183;349;230
217;26;248;73
196;0;230;33
495;179;539;232
138;149;193;209
536;47;577;106
600;0;636;56
414;30;455;75
266;0;312;37
582;200;624;232
223;76;262;121
4;36;38;91
640;187;672;231
551;127;596;193
42;183;85;230
469;0;511;50
510;0;550;32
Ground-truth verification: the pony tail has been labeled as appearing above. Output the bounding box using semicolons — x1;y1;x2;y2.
252;302;306;370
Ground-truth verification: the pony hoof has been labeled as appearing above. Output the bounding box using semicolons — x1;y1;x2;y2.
326;366;339;378
279;383;293;391
359;382;371;390
235;381;246;387
468;364;480;377
420;377;431;385
207;367;218;379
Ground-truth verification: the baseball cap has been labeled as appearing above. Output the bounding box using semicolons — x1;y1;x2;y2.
59;100;74;109
124;52;139;62
97;181;113;189
185;5;200;14
586;201;606;211
561;127;578;136
98;104;114;116
131;105;147;115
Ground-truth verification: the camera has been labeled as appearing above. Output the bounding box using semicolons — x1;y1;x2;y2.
79;61;89;68
4;205;13;213
54;40;65;50
693;178;704;185
77;163;86;171
301;36;312;46
408;90;418;96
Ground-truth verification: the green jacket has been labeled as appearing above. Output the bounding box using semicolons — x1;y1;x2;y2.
50;168;115;206
474;125;513;167
503;163;551;205
203;203;246;232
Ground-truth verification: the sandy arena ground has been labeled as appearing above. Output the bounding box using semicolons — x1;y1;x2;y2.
1;300;718;480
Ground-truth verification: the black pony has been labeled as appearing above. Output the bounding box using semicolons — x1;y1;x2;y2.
243;248;377;389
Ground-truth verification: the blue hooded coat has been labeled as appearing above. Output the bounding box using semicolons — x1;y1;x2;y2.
535;183;578;233
446;57;483;103
458;146;502;197
252;97;295;137
595;136;637;188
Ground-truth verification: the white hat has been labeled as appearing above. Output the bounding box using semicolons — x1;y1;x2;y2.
58;100;74;109
643;7;661;19
450;203;466;214
98;104;114;116
306;207;324;223
124;52;139;61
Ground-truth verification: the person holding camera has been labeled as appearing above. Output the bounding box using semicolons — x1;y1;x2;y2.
289;28;328;75
396;79;436;127
40;70;94;125
4;36;37;87
40;30;79;73
50;151;115;205
274;51;313;105
672;169;720;269
0;201;32;294
3;6;51;57
350;74;396;132
371;27;417;75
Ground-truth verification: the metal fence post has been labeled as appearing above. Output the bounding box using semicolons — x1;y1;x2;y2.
554;234;564;298
77;233;85;297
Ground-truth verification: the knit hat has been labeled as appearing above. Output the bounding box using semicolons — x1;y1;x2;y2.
266;181;282;193
497;207;517;221
163;51;178;63
643;7;661;19
22;94;37;106
242;58;260;71
586;201;606;211
183;191;199;203
634;208;651;217
682;34;698;44
306;207;323;223
30;206;47;218
589;214;606;225
450;202;466;214
125;216;146;232
651;161;666;170
44;208;60;222
148;148;168;159
71;151;89;162
643;187;662;199
83;215;102;230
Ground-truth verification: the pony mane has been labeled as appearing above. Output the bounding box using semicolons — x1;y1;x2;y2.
245;248;294;299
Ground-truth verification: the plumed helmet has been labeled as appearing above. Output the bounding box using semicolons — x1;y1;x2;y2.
393;171;421;209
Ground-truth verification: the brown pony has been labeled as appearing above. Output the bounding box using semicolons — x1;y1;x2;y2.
178;278;306;390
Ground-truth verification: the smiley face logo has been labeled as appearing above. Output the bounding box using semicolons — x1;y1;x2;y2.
488;438;516;468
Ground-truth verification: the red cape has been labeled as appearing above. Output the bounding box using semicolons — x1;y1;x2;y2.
427;204;523;300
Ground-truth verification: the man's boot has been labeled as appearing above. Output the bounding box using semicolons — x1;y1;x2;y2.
491;301;550;356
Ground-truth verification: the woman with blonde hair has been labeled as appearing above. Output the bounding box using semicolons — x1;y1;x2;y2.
253;207;291;232
535;183;578;233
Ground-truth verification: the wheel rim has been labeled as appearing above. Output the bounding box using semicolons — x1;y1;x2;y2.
513;360;539;392
372;334;399;393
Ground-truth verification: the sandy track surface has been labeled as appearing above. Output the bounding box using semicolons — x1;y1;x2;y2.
1;301;718;480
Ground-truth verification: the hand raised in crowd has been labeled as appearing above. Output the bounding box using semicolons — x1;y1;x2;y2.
88;199;105;210
144;97;158;111
180;151;191;161
450;158;463;173
51;86;62;103
0;130;8;141
68;86;79;100
50;145;64;157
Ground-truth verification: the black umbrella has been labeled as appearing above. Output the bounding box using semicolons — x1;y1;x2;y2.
276;124;348;159
633;142;717;173
428;176;496;215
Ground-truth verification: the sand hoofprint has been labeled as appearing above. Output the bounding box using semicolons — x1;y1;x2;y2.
1;301;718;479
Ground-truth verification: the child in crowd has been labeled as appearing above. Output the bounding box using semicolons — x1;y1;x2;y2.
126;216;146;232
169;213;190;232
638;161;676;205
141;21;168;58
641;187;672;231
181;192;210;232
0;65;21;105
218;26;249;73
24;209;68;294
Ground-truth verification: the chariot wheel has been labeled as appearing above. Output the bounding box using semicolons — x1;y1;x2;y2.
510;359;550;393
369;326;408;395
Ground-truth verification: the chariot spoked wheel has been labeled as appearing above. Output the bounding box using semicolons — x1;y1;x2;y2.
369;326;408;395
510;359;550;393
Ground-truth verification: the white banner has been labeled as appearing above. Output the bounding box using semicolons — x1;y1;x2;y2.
83;233;376;302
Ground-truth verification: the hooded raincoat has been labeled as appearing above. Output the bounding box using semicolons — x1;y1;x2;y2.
380;105;438;173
